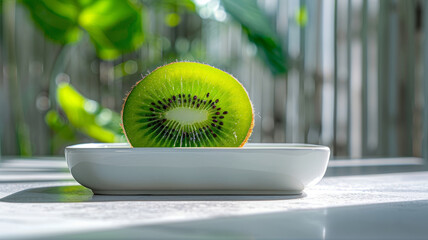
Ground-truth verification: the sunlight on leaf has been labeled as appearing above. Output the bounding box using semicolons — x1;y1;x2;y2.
56;83;125;143
79;0;145;59
221;0;287;75
20;0;145;60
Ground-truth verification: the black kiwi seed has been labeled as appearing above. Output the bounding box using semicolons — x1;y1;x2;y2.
215;112;220;115
213;119;218;122
212;105;216;109
219;122;223;125
193;96;197;100
151;102;156;106
219;116;224;119
206;93;210;97
150;108;154;111
217;126;221;130
217;108;221;110
215;99;219;103
212;116;216;119
173;96;176;100
158;100;162;105
197;103;200;107
211;123;216;127
212;133;217;138
223;111;228;114
208;100;212;104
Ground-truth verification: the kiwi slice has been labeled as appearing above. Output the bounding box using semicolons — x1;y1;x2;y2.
121;62;254;147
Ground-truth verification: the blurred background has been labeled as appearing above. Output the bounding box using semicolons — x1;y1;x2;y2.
0;0;427;160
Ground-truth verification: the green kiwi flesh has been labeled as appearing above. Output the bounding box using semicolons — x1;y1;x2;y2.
122;62;254;147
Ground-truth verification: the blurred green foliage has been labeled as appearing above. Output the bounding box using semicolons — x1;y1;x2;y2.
20;0;82;43
165;12;181;27
45;110;76;141
20;0;145;60
54;83;125;143
19;0;286;71
295;6;308;27
141;0;195;12
221;0;287;75
79;1;145;59
45;109;78;152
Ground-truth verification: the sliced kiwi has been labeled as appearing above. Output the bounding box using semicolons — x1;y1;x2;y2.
121;62;254;147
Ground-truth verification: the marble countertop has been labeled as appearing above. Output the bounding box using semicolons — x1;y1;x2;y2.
0;157;427;239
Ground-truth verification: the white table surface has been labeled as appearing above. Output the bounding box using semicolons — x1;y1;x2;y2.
0;157;427;240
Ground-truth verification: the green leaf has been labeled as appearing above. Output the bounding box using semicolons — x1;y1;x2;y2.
56;83;125;143
221;0;287;75
140;0;196;12
20;0;82;44
45;110;77;140
20;0;145;60
78;0;145;59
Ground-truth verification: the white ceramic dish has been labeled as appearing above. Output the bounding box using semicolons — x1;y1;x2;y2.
65;143;330;195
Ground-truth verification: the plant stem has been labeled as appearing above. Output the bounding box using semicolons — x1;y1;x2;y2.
47;45;72;154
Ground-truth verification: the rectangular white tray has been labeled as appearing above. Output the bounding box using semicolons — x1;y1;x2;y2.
65;143;330;195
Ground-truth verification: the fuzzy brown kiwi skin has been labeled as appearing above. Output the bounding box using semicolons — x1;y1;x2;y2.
240;113;254;147
121;61;254;148
235;75;254;147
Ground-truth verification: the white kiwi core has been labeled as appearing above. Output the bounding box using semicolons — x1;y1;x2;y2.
164;107;209;125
